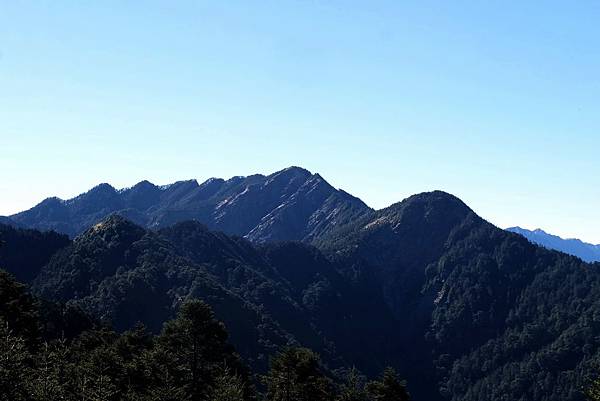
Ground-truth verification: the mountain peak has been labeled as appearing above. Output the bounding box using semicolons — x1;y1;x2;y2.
132;180;157;189
407;189;467;204
383;190;472;220
200;177;225;186
90;214;132;231
90;183;117;193
39;196;65;206
71;183;119;205
266;166;313;183
121;180;159;196
83;214;146;243
281;165;312;175
168;179;199;188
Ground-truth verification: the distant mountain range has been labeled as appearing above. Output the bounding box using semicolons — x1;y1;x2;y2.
5;166;598;265
507;226;600;263
6;166;370;242
3;168;600;401
0;216;20;227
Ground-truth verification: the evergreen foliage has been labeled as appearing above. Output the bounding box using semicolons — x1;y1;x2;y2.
336;368;368;401
586;377;600;401
0;223;69;283
264;347;334;401
0;269;409;401
0;319;31;401
4;189;600;400
366;368;411;401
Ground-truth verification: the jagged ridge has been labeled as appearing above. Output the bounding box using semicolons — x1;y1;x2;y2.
10;166;372;242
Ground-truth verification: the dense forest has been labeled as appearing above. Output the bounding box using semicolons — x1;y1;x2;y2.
3;187;600;400
0;267;409;401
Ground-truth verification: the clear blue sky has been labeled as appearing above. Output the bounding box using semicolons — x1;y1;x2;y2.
1;1;599;243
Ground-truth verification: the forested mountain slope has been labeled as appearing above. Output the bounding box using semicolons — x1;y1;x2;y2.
2;190;600;401
0;223;70;283
27;215;395;373
317;191;600;401
0;266;410;401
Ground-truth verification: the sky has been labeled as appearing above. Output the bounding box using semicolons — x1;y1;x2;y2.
1;1;599;243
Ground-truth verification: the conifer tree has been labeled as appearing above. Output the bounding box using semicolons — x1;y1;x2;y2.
337;367;368;401
148;368;191;401
210;366;246;401
586;377;600;401
156;299;245;401
0;270;40;344
0;320;31;401
29;339;70;401
366;367;410;401
264;347;333;401
74;339;123;401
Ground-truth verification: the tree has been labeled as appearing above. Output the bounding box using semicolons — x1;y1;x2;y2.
29;339;71;401
0;270;41;344
586;376;600;401
366;368;410;401
67;329;125;401
0;319;31;401
116;323;155;397
264;347;334;401
210;366;246;401
156;299;246;401
147;365;190;401
337;367;368;401
76;346;122;401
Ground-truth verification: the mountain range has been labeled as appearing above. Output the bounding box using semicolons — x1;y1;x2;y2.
507;226;600;263
2;167;600;401
7;166;370;242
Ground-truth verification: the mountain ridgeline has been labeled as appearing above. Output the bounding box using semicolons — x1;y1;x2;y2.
8;167;371;242
507;226;600;263
2;167;600;401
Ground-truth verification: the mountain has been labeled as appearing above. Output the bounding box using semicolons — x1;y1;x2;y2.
5;178;600;401
317;191;600;401
0;216;20;227
27;215;395;373
0;223;70;283
10;167;371;242
507;226;600;263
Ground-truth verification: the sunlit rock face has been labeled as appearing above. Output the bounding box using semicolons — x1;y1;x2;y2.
10;166;372;241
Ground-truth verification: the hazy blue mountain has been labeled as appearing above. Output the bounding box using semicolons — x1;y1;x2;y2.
10;166;371;241
0;216;20;227
507;226;600;262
